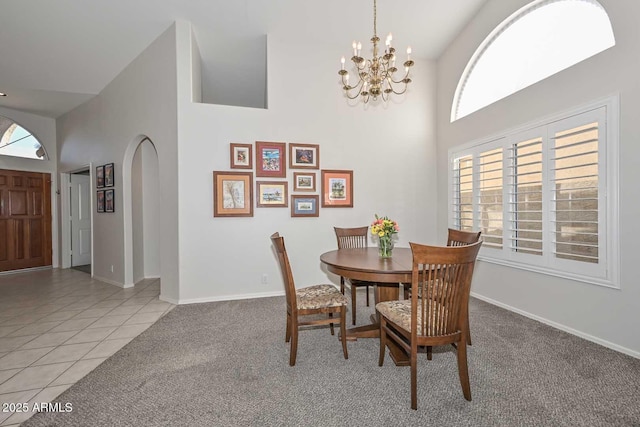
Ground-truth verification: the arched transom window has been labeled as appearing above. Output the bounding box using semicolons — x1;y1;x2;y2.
0;116;46;160
451;0;615;122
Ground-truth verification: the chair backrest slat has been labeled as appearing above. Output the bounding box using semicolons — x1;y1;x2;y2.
410;241;482;338
334;226;368;249
447;228;482;247
270;232;297;311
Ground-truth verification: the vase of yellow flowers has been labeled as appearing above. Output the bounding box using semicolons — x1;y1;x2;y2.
371;214;399;258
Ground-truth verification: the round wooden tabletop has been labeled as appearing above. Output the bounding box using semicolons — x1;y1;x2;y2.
320;247;413;283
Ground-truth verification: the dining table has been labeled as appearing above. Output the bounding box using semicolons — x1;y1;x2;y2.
320;247;413;366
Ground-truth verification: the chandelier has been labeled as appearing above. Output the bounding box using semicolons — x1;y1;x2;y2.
338;0;414;103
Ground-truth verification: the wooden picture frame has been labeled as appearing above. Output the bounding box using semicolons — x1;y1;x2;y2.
213;171;254;217
230;143;252;169
104;163;114;187
289;143;319;169
256;181;288;208
255;141;286;178
96;165;105;188
321;169;353;208
97;190;105;213
105;188;115;213
293;172;316;192
291;195;319;217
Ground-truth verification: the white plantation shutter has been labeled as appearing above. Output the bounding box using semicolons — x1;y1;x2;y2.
477;148;503;249
448;97;617;287
508;136;544;256
547;106;608;279
452;155;474;231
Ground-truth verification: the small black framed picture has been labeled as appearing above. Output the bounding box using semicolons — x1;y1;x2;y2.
97;190;105;213
105;189;115;213
104;163;114;187
96;165;105;188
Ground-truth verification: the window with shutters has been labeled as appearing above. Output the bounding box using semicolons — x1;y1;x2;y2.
448;96;618;287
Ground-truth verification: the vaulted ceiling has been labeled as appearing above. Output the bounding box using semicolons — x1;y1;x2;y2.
0;0;487;118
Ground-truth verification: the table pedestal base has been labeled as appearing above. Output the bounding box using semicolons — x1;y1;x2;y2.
342;282;410;366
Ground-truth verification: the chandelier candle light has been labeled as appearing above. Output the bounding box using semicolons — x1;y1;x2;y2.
371;214;399;258
338;0;414;103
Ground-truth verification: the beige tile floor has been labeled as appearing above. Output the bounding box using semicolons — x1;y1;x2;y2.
0;268;174;426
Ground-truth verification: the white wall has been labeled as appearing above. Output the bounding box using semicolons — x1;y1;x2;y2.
436;0;640;356
175;24;438;303
0;107;59;268
56;24;179;301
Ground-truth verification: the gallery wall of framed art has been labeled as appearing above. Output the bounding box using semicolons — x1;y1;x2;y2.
215;141;353;218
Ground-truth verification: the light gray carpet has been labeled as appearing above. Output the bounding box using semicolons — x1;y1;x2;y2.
24;295;640;426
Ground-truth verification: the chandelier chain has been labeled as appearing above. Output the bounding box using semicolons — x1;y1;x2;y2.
373;0;377;37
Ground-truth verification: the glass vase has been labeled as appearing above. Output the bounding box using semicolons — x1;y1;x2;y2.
378;235;394;258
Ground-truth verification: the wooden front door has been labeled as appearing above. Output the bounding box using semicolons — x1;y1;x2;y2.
0;169;52;272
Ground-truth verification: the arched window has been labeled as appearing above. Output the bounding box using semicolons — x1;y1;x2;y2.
451;0;615;122
0;116;47;160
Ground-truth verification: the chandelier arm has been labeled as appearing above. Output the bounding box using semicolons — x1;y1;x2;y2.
341;75;366;100
389;83;408;95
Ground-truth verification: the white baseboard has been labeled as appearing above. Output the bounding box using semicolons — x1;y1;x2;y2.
471;292;640;359
92;275;132;288
175;290;285;305
134;276;161;286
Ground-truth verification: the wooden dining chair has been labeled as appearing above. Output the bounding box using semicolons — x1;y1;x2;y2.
403;228;481;345
334;226;372;325
377;241;482;410
270;232;349;366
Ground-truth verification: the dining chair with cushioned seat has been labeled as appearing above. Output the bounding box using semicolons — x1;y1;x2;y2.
377;241;482;409
271;232;349;366
403;228;481;345
334;226;373;325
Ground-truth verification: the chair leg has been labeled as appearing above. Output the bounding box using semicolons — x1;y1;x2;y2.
411;343;418;410
340;277;345;295
365;285;370;306
378;316;387;366
456;340;472;401
351;284;357;325
467;312;472;346
340;307;348;360
285;313;291;343
289;318;299;366
328;312;335;335
426;346;432;360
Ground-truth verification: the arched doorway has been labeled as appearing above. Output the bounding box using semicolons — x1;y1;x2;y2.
130;137;160;284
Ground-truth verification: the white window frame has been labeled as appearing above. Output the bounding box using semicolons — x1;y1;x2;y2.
448;95;619;288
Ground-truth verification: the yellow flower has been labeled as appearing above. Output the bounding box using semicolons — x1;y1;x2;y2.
378;231;384;237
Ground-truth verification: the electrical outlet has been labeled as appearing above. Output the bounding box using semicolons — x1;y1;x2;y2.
261;274;268;284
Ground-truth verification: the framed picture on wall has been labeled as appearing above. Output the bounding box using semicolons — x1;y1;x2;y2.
213;171;254;217
105;189;115;213
321;169;353;208
97;190;105;213
96;165;105;188
255;141;286;178
291;195;319;217
289;143;319;169
257;181;288;208
104;163;114;187
230;143;253;169
293;172;316;192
